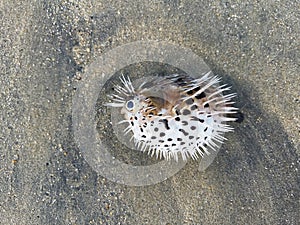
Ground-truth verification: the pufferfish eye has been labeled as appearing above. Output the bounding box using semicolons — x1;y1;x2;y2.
126;100;134;110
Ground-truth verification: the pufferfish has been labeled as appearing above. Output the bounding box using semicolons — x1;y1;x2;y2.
105;72;238;161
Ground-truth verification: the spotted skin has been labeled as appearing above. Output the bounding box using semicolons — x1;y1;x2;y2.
105;73;238;161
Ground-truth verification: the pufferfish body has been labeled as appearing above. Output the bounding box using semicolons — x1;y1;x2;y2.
105;73;238;161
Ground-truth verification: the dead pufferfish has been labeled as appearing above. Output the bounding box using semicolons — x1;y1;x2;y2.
105;73;238;161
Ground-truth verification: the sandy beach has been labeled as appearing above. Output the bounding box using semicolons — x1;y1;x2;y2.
0;1;299;224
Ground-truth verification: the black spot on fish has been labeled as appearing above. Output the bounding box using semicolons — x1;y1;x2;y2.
190;104;198;110
159;119;170;130
193;86;201;92
182;109;191;115
186;98;194;105
195;92;206;99
182;121;188;126
187;86;201;95
186;90;193;95
179;128;189;136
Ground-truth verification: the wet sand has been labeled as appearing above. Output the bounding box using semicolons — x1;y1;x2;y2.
0;1;299;224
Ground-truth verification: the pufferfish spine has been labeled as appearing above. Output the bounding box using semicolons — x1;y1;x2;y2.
105;72;238;161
